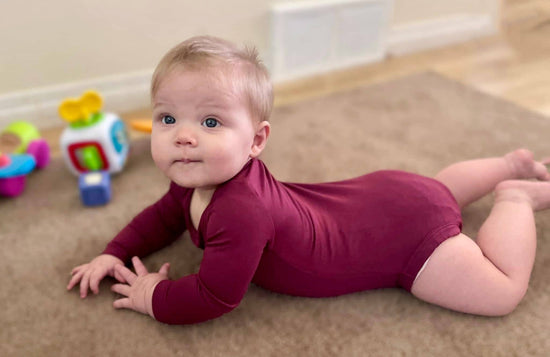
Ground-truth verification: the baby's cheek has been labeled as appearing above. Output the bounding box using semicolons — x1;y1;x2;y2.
150;147;168;172
150;139;163;161
150;150;160;166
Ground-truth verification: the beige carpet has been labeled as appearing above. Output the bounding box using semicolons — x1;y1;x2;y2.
2;72;549;356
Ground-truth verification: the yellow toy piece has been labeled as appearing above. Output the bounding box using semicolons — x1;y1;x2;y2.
130;119;152;133
59;90;103;124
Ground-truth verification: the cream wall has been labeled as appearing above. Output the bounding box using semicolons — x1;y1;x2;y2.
0;0;270;94
0;0;500;127
392;0;500;23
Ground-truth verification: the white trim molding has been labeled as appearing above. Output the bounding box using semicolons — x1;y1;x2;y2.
387;14;499;56
0;70;152;129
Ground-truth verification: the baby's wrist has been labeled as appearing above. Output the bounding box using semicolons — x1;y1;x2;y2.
147;279;165;319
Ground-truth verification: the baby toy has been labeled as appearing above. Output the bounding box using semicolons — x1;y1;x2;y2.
59;90;129;175
78;171;111;206
58;90;129;206
0;121;50;197
130;119;152;133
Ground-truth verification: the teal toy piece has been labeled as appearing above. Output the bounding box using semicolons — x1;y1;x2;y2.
0;154;36;178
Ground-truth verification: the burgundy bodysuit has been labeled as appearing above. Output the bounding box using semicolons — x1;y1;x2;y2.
104;159;462;324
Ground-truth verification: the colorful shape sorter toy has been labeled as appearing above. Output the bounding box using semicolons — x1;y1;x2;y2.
58;90;129;206
59;90;129;176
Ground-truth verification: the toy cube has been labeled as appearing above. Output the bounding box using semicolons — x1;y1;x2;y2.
79;171;111;206
60;112;129;176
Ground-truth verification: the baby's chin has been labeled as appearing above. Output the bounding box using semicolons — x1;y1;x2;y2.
161;164;242;190
168;175;219;191
168;176;196;188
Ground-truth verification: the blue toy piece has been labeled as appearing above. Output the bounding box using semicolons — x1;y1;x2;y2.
0;154;37;197
78;171;111;206
0;154;36;178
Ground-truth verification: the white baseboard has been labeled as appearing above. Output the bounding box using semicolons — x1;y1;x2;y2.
387;14;498;56
272;51;386;84
0;70;152;130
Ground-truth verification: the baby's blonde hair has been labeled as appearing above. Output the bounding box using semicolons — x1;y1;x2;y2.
151;36;273;122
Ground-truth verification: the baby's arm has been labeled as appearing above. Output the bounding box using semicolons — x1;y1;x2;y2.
150;191;273;324
67;182;188;298
102;182;189;262
67;254;123;298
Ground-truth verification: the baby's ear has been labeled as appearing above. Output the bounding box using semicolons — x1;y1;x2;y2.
250;121;270;158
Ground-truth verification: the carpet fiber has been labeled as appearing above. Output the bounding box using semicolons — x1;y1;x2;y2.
2;72;549;356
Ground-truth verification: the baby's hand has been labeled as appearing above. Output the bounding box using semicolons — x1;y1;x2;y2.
67;254;124;298
111;256;170;318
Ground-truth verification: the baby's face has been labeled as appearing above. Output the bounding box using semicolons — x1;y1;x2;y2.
151;69;260;190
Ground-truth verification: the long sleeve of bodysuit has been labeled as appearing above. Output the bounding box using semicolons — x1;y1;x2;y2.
151;187;274;325
103;182;188;262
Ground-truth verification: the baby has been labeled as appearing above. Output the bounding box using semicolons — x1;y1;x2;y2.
67;36;550;324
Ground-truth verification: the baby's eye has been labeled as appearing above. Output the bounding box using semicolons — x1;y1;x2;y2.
202;118;220;128
161;115;176;125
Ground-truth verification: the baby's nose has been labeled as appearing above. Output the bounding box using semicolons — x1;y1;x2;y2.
175;126;198;146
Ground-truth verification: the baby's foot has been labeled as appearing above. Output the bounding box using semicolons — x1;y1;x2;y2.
495;180;550;211
504;149;550;181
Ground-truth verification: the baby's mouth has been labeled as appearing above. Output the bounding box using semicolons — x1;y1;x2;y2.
174;158;201;164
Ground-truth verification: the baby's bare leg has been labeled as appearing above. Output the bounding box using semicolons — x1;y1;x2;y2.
411;180;550;316
434;149;549;208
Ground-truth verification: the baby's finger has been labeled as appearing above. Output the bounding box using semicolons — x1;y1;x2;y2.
111;283;132;297
113;297;133;310
80;271;91;298
534;162;550;181
67;270;84;290
113;268;126;283
158;263;170;277
70;264;86;276
89;270;107;295
132;256;149;276
115;264;137;285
